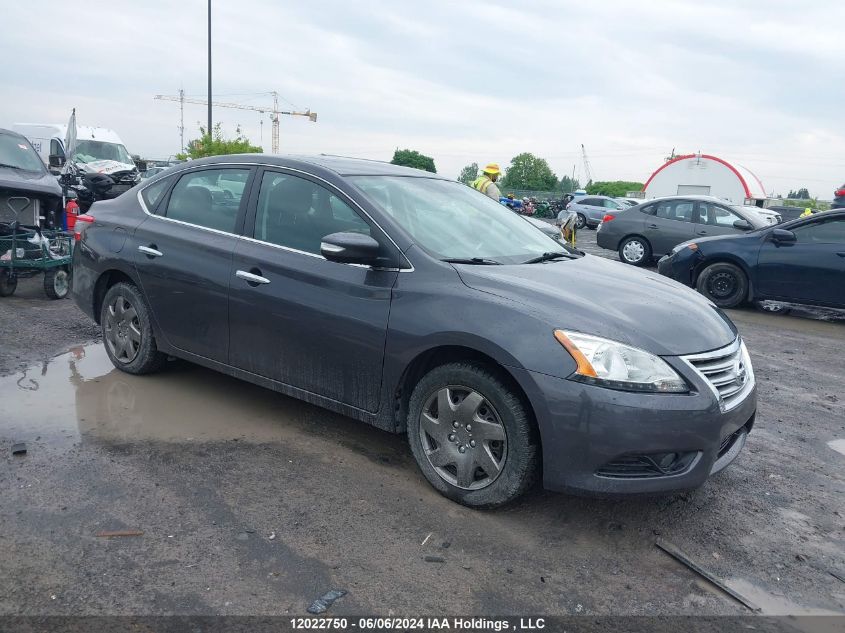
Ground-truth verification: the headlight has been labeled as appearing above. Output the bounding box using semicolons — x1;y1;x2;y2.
554;330;689;393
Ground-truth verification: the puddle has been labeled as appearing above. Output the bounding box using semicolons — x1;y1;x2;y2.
0;342;383;449
827;439;845;457
724;578;843;616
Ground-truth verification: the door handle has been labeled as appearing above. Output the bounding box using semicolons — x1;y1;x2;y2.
236;269;270;285
138;245;163;257
837;252;845;258
696;230;708;235
647;224;659;229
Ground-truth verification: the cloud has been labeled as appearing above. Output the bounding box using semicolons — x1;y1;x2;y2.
0;0;842;195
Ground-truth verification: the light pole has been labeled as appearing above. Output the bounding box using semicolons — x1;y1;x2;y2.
207;0;212;138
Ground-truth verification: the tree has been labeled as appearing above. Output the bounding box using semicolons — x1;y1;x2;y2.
391;149;436;173
182;123;262;160
501;153;557;191
458;162;479;185
585;181;644;198
558;175;580;193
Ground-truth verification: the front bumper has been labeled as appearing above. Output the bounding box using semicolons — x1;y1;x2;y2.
511;347;757;495
657;249;699;286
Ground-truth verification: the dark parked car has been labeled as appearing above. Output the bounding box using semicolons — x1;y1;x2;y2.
833;184;845;210
596;196;768;266
658;209;845;309
0;128;62;227
766;205;806;223
72;155;756;507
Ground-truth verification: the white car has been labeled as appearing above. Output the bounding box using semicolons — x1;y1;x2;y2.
742;206;781;225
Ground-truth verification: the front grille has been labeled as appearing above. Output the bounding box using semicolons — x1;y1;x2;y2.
682;339;754;412
596;451;699;479
0;193;40;225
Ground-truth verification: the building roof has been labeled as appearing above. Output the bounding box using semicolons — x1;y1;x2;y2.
643;154;767;199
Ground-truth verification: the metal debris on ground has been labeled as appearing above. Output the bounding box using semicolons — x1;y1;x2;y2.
829;570;845;584
655;539;760;612
423;555;445;563
306;589;347;614
95;530;143;538
11;442;27;455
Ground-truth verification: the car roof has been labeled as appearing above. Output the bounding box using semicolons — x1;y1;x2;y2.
178;153;452;179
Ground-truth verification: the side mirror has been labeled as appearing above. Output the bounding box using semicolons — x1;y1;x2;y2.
48;154;66;168
733;219;753;230
771;228;796;244
320;232;383;266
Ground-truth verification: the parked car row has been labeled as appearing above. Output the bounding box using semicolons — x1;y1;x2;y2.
589;194;844;312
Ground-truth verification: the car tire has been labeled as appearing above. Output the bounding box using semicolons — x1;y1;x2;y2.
696;262;748;308
0;271;17;297
100;282;167;375
575;213;586;230
43;267;70;300
618;236;652;266
406;362;539;509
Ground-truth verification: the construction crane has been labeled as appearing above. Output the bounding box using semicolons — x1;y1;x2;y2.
581;144;594;185
154;91;316;153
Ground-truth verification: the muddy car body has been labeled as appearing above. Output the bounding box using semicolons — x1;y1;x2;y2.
72;155;757;507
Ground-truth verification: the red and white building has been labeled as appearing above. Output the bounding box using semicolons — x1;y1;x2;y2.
642;154;769;205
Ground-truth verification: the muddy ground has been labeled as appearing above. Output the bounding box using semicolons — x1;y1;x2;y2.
1;239;844;618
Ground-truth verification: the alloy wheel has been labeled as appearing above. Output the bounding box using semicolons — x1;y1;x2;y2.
104;295;142;363
419;386;508;490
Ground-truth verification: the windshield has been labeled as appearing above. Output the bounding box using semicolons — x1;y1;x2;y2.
0;133;45;173
72;140;134;165
349;176;567;264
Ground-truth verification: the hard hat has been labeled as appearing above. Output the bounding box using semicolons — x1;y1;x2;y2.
482;163;501;175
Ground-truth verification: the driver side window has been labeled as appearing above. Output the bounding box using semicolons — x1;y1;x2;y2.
791;218;845;244
696;203;740;227
254;172;371;255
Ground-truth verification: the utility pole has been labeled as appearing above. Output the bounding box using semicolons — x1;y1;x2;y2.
581;144;593;184
178;88;185;152
271;92;279;155
207;0;212;137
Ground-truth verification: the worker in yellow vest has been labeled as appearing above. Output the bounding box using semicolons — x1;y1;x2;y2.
799;207;814;218
471;163;502;200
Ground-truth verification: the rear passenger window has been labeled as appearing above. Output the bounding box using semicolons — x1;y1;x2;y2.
655;201;693;222
141;176;174;212
164;168;250;233
254;172;371;255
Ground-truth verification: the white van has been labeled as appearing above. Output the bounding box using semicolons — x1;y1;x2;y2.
12;123;141;195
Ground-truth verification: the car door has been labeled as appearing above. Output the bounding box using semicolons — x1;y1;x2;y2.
693;201;748;239
133;166;254;363
642;199;696;254
228;168;399;412
756;216;845;306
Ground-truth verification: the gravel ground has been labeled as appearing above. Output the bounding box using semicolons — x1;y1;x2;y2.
0;242;843;618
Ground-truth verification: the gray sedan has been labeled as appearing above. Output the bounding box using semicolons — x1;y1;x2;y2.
560;195;628;230
596;196;768;266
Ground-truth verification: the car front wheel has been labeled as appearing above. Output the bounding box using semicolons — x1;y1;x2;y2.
407;362;539;508
618;236;652;266
696;262;748;308
101;282;167;374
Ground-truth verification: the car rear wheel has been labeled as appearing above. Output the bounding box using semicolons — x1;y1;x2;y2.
575;213;586;230
618;236;652;266
696;262;748;308
101;282;167;374
407;362;539;508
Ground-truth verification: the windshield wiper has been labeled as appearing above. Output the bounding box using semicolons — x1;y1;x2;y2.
441;257;503;265
522;251;573;264
0;162;22;170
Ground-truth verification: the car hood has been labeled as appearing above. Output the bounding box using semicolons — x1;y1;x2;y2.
0;166;62;198
455;254;737;356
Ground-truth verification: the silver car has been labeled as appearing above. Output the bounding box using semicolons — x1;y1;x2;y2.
595;196;768;266
560;195;628;230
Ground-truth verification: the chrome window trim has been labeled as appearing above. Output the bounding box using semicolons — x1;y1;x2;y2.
136;161;414;272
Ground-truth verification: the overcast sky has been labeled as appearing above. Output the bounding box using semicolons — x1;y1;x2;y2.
2;0;843;196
